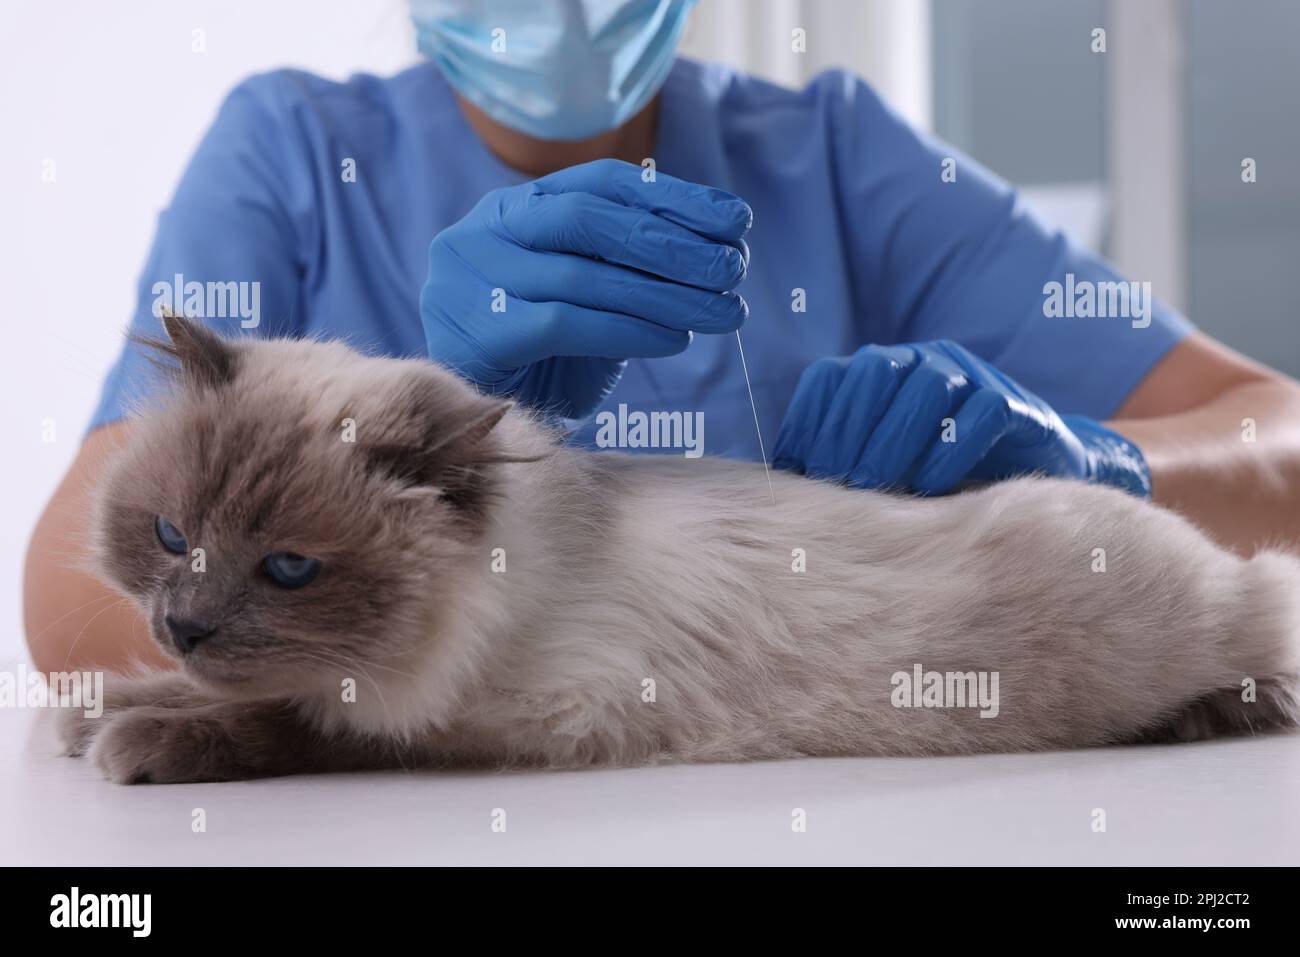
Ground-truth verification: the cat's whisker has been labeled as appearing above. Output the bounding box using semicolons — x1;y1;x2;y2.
25;592;126;647
294;650;417;770
291;648;397;728
322;651;419;679
60;598;129;671
309;650;416;766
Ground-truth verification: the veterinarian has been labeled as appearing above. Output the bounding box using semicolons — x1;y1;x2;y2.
25;0;1300;673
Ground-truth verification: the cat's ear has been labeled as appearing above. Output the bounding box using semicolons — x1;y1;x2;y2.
130;310;238;390
425;398;514;461
160;311;237;389
358;372;518;494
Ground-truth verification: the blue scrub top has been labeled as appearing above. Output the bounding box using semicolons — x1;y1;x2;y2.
90;57;1192;460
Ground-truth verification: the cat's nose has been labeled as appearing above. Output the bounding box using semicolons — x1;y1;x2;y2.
164;614;215;655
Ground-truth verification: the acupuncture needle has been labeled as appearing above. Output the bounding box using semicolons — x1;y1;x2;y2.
735;328;775;505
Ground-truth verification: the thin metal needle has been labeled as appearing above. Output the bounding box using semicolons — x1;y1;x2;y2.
735;328;775;505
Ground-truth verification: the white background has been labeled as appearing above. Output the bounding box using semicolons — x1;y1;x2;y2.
1;1;419;662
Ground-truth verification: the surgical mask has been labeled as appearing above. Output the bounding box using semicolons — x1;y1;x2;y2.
411;0;695;141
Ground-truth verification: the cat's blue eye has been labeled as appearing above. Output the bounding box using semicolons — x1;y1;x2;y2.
155;515;188;555
263;552;322;589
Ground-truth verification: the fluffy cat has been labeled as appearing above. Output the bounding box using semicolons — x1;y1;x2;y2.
60;315;1300;783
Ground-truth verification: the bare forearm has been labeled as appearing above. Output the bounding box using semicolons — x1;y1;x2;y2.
1110;379;1300;555
23;546;166;674
23;421;173;674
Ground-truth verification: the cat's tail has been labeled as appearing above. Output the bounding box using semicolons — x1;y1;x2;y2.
1143;548;1300;742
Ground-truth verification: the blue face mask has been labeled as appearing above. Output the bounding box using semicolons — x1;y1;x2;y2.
411;0;695;141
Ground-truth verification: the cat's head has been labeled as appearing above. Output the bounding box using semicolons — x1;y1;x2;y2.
94;314;517;698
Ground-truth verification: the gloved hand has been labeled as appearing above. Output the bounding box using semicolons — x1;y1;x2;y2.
420;158;752;421
772;340;1151;497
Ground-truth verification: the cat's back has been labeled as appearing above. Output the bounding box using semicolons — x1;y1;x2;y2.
586;450;1205;616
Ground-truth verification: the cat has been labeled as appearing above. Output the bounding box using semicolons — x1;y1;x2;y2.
59;314;1300;783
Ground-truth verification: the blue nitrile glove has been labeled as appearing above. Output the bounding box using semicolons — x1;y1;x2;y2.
772;340;1151;497
419;158;752;421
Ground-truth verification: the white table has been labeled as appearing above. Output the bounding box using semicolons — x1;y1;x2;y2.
3;708;1297;866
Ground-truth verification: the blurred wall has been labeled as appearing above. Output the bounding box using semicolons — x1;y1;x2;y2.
932;0;1300;377
1186;0;1300;375
679;0;932;129
932;0;1106;185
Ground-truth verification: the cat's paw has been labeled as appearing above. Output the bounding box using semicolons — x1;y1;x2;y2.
55;670;202;759
56;705;109;757
88;706;247;785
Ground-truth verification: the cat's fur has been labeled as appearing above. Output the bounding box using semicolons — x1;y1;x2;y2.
61;315;1300;783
